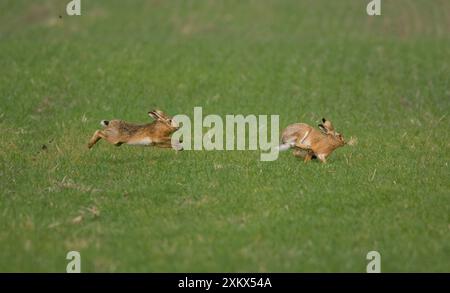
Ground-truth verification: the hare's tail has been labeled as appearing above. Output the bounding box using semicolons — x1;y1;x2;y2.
276;130;312;152
275;142;295;152
100;120;109;127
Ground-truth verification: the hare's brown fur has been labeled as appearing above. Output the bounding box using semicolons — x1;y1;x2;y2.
280;118;345;163
88;110;181;150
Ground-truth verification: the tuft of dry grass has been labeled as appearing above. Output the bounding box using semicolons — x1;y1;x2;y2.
346;136;358;146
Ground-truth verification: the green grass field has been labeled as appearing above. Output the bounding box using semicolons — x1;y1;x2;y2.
1;0;449;272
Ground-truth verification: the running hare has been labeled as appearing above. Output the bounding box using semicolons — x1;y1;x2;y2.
88;110;182;150
278;118;346;163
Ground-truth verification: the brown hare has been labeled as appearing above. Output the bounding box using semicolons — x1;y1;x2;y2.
88;110;182;150
278;118;346;163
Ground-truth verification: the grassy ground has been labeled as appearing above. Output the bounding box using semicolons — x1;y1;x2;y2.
0;0;449;272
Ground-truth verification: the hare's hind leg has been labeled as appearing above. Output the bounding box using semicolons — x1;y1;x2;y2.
304;153;313;163
88;130;123;148
88;130;105;149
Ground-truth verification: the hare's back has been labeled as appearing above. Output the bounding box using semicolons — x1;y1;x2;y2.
281;123;311;143
107;120;147;135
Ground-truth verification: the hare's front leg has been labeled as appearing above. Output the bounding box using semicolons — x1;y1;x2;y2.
88;130;104;149
88;130;122;148
317;154;327;164
304;153;313;163
156;140;183;150
171;141;183;151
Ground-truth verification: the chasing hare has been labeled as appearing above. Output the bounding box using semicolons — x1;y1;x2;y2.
88;109;182;150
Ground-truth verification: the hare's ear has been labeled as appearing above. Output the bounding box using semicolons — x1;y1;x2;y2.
153;109;170;120
320;118;335;132
318;123;328;134
154;109;164;116
319;118;328;133
148;111;159;120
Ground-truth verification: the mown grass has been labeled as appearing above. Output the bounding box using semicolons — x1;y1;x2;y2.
0;0;449;272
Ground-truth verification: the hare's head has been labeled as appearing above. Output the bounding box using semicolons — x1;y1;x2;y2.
318;118;345;146
148;109;180;129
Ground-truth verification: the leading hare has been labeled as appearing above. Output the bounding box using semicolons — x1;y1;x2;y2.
278;118;346;163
